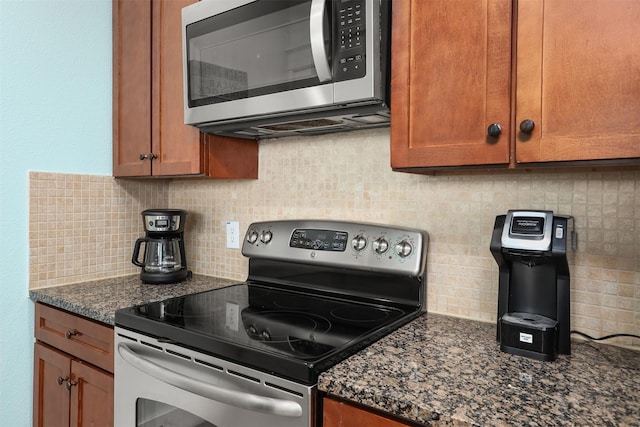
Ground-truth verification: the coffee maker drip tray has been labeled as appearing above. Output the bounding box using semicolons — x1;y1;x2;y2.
499;312;558;361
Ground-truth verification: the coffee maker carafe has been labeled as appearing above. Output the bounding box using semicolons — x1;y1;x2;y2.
132;209;190;284
490;210;575;361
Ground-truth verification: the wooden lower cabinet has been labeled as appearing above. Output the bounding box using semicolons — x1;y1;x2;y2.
323;397;413;427
33;343;113;427
33;303;114;427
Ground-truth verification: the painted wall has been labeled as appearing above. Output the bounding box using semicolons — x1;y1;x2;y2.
0;0;112;424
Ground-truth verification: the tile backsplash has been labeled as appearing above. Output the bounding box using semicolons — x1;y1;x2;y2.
29;173;170;285
29;129;639;348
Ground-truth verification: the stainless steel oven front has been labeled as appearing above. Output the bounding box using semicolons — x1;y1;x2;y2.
114;328;315;427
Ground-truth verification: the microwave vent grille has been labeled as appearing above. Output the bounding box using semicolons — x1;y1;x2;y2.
259;119;343;132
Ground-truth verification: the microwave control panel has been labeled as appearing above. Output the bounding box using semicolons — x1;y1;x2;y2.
335;0;366;81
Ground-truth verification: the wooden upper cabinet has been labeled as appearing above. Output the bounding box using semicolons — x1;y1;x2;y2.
113;0;258;178
113;0;152;177
391;0;640;172
391;0;513;170
515;0;640;164
151;0;202;176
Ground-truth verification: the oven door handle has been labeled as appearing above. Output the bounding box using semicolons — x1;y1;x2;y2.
310;0;332;82
117;343;303;418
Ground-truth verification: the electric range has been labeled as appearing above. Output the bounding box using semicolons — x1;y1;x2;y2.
114;220;428;427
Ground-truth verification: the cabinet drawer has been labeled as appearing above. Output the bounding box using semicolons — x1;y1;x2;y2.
35;303;114;373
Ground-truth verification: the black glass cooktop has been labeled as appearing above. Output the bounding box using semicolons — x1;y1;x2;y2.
115;282;420;384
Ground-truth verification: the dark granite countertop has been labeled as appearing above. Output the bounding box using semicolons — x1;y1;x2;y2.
318;313;640;426
29;274;237;325
29;279;639;425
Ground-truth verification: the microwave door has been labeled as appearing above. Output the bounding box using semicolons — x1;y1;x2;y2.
183;0;335;126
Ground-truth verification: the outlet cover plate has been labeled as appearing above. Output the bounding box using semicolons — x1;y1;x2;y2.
226;221;240;249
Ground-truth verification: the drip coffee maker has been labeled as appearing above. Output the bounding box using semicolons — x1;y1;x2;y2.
132;209;190;284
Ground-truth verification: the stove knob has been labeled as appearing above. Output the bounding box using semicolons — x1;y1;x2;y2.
351;235;367;251
246;230;259;244
395;240;413;258
372;237;389;254
260;230;273;244
246;325;259;337
260;330;271;341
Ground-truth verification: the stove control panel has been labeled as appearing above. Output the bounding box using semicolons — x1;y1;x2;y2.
242;220;428;277
289;229;348;251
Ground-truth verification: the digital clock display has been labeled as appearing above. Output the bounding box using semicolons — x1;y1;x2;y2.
289;229;348;251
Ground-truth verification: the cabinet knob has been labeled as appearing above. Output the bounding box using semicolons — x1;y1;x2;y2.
65;380;78;391
519;119;535;135
487;123;502;137
57;376;68;386
139;153;158;160
65;329;78;339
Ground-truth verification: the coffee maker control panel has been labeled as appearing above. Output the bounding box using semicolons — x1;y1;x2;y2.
501;210;555;252
142;209;185;233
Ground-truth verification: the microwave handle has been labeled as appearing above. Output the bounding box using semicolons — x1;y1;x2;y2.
117;343;303;418
310;0;332;82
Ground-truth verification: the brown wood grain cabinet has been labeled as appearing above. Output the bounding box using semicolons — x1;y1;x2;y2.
33;303;114;427
390;0;512;170
112;0;258;178
391;0;640;172
514;0;640;164
323;397;414;427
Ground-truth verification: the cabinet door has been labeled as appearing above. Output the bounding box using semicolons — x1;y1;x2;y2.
323;397;411;427
69;361;114;427
391;0;512;170
33;343;71;427
112;0;152;177
516;0;640;163
151;0;204;176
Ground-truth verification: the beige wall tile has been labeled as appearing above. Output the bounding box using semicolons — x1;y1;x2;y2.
29;172;170;288
28;129;640;349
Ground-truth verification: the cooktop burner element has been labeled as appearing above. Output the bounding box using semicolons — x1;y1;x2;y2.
116;220;428;384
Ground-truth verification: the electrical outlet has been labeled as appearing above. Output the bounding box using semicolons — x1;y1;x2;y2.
226;221;240;249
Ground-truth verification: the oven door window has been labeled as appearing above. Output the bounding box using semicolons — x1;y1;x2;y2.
137;399;214;427
186;0;332;107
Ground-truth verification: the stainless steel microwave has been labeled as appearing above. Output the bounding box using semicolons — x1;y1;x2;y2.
182;0;390;139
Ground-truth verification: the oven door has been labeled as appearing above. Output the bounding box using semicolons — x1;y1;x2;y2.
115;329;313;427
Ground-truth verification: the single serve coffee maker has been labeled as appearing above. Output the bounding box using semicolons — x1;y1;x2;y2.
132;209;190;284
490;210;575;361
